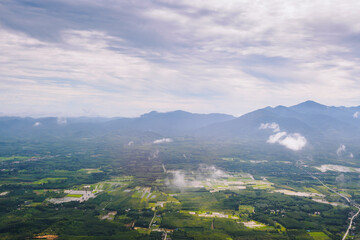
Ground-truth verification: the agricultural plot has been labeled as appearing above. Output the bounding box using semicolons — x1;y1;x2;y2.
48;190;99;204
0;156;29;162
0;140;359;240
187;210;239;219
78;168;103;174
242;221;267;228
34;178;67;185
100;211;117;221
315;164;360;173
308;231;331;240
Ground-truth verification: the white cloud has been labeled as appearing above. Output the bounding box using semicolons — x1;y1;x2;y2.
2;1;360;116
353;112;360;118
259;122;280;132
33;121;41;127
153;138;173;144
349;153;354;158
172;170;186;188
336;144;346;156
267;132;307;151
261;123;307;151
277;133;307;151
198;164;229;179
168;165;228;188
267;132;287;144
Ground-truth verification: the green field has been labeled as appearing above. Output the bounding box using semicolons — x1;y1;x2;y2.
0;136;358;239
66;194;83;198
308;232;331;240
33;178;67;184
0;156;29;162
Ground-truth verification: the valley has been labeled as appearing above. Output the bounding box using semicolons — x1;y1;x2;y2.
1;101;360;239
0;139;359;239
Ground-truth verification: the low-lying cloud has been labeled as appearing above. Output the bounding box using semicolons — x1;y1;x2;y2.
353;112;360;119
260;122;307;151
148;149;159;160
166;164;228;189
336;144;346;156
268;132;307;151
259;122;280;132
33;122;41;127
153;138;173;144
197;164;229;179
172;171;187;188
336;144;353;158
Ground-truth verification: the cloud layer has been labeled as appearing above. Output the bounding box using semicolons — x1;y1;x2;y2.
153;138;173;144
336;144;353;158
167;164;228;188
336;144;346;156
1;1;360;116
260;122;307;151
259;122;280;132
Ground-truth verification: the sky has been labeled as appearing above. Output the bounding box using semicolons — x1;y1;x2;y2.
1;0;360;117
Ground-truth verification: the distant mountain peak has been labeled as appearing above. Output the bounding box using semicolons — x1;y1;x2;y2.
291;100;326;109
140;111;159;118
140;110;192;118
274;105;287;109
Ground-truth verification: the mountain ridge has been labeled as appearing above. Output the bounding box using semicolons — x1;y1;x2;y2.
1;101;360;142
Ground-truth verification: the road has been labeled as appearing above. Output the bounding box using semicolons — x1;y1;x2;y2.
148;210;156;229
302;168;360;240
343;207;360;240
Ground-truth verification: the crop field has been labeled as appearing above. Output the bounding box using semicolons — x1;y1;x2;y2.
66;194;82;198
0;138;358;240
308;232;331;240
0;156;29;162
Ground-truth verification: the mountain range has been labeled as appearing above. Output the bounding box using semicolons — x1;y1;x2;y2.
1;101;360;142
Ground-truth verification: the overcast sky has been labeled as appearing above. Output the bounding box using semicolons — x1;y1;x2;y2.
1;0;360;117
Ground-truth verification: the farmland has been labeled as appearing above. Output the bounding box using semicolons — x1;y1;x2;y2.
0;137;359;239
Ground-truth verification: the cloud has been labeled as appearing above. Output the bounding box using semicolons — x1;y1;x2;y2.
153;138;173;144
267;132;288;144
172;171;187;188
353;112;360;118
259;122;280;132
198;164;229;179
57;117;67;125
267;132;307;151
336;144;346;156
148;149;159;160
1;1;360;116
167;165;228;189
33;121;41;127
336;144;354;158
260;122;307;151
277;133;307;151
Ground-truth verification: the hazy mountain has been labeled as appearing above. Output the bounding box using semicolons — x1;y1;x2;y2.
106;110;235;136
1;101;360;142
0;111;235;140
195;101;360;141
